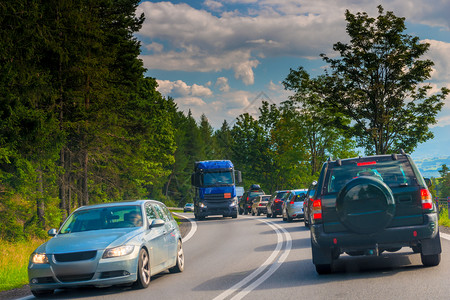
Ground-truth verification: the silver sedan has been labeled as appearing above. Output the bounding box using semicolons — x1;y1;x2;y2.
282;189;307;222
28;200;184;298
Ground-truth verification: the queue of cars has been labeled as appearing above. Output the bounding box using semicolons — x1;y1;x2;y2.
227;152;441;275
28;152;440;297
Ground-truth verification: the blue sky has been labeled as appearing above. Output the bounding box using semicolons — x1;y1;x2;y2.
135;0;450;159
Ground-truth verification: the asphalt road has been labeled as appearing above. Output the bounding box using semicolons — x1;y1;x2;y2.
7;214;450;299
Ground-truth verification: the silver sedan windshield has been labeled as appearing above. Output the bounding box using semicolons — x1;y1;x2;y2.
59;206;143;233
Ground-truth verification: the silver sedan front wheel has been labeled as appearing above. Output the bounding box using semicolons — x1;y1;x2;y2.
135;248;151;288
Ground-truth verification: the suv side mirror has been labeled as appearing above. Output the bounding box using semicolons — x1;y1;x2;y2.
191;173;200;186
235;170;242;184
424;178;432;187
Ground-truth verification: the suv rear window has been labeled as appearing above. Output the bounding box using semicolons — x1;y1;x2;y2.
325;157;418;194
249;191;264;197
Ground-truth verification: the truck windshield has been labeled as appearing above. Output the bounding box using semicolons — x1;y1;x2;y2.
202;171;234;186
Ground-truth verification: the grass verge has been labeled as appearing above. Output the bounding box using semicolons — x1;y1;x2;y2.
0;238;47;292
439;207;450;227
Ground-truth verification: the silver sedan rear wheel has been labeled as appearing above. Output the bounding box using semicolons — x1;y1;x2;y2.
169;240;185;273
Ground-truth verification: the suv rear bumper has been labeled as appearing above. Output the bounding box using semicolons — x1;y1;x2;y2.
311;213;439;252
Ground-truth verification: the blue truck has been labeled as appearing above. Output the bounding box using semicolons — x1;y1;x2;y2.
191;160;242;220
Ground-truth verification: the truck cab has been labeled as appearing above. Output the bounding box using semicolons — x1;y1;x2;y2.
191;160;242;220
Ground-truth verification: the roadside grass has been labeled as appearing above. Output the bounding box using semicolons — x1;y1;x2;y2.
170;209;184;226
0;238;47;292
439;207;450;227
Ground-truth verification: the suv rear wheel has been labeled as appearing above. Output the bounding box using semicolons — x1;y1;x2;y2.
421;253;441;267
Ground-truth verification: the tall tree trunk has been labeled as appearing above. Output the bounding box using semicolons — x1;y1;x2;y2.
36;168;45;226
59;148;68;221
82;149;89;205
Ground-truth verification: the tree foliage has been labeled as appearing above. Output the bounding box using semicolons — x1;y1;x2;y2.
285;5;449;155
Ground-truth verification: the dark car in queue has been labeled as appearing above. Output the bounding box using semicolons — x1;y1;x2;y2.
303;181;317;228
239;184;265;215
309;152;441;275
251;195;271;216
183;203;194;212
282;189;307;222
266;190;288;218
28;200;184;298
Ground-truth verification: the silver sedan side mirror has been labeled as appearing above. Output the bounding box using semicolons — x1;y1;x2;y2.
149;219;165;229
48;229;57;236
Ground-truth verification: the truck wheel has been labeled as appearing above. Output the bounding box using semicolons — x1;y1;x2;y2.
266;212;271;218
287;214;293;222
257;211;261;216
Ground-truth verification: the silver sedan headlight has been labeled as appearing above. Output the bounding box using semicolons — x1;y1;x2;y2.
31;253;49;264
102;245;135;258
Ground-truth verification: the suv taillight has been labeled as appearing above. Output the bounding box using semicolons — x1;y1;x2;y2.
312;199;322;221
421;189;433;210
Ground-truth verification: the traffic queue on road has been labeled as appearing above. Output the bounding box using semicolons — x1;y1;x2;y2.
187;151;442;275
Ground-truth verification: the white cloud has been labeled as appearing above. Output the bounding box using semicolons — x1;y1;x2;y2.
421;39;450;83
267;80;280;91
140;49;259;85
145;42;164;53
156;79;212;98
215;77;230;92
203;0;223;11
177;97;206;107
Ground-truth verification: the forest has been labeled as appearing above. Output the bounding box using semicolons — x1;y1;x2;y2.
1;2;448;241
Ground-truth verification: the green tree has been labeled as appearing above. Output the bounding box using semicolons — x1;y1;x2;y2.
438;164;450;198
214;120;234;160
199;114;215;159
283;72;359;175
286;5;449;155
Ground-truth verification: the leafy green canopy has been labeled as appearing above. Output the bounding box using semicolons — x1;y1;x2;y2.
286;5;449;155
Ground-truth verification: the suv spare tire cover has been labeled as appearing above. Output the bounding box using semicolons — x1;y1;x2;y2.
336;176;395;234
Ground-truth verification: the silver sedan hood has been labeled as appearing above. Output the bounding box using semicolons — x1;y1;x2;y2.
44;228;140;253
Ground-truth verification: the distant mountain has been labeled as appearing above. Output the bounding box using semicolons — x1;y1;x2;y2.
412;125;450;158
412;156;449;178
411;124;450;178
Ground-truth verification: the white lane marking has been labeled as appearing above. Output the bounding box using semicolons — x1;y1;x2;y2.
213;217;291;300
440;232;450;241
173;212;197;243
231;223;292;300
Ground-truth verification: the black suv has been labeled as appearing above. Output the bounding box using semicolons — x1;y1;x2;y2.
309;152;441;274
239;184;265;215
